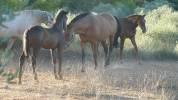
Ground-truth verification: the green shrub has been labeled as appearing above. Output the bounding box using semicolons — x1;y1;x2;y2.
134;5;178;60
135;0;170;13
0;50;18;83
92;2;135;17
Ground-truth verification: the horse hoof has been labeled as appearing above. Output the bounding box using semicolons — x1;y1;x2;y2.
94;66;97;70
104;63;109;67
58;75;63;80
34;77;38;81
18;82;22;85
104;62;110;67
138;61;142;65
118;61;123;64
35;80;39;83
55;76;58;80
81;69;85;72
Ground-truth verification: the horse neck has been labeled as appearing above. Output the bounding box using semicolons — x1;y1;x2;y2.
52;18;64;32
72;23;85;34
71;24;78;33
133;22;138;29
128;19;138;29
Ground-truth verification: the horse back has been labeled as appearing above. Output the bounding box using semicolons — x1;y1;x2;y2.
119;18;137;37
98;13;117;33
88;13;117;40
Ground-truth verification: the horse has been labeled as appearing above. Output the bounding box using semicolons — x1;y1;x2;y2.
0;10;53;50
113;15;147;64
66;12;118;72
18;10;68;84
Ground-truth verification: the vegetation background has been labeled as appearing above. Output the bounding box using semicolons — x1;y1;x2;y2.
0;0;178;99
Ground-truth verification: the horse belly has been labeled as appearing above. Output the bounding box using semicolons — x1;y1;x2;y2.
96;27;115;40
97;21;117;40
42;38;59;49
42;43;57;49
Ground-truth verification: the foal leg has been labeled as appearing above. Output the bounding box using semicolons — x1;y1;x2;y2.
101;41;108;62
18;52;26;84
130;36;140;64
50;49;58;79
57;47;63;79
80;42;85;72
119;37;125;64
105;36;114;66
31;48;39;81
91;42;98;69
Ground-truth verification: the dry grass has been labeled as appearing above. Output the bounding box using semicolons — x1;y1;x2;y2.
0;58;178;100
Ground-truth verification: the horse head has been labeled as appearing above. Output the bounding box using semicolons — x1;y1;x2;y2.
128;15;147;33
138;15;146;33
65;13;89;44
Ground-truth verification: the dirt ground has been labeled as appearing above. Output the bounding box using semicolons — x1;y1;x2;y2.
0;49;178;100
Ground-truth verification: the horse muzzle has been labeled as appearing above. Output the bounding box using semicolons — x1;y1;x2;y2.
142;29;147;33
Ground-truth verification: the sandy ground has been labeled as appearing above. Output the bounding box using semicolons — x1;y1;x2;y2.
0;49;178;100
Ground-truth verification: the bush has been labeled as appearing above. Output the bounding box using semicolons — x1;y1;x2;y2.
0;50;18;83
134;5;178;60
135;0;170;13
92;2;135;17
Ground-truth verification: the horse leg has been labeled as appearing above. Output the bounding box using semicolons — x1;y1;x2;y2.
18;52;26;84
113;33;119;48
105;36;114;66
50;49;58;79
96;42;100;56
119;37;125;64
80;42;85;72
31;48;39;82
57;47;63;79
130;36;140;64
101;41;108;62
91;42;98;69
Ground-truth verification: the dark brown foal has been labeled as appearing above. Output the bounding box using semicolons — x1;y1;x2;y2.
18;10;69;84
113;15;147;64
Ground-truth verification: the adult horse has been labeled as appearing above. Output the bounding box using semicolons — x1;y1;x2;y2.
0;10;53;50
66;12;118;72
113;15;147;63
18;10;69;84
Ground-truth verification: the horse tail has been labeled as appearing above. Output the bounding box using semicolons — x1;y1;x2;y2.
23;29;30;57
113;16;121;48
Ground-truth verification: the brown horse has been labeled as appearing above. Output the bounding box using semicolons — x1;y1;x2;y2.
66;12;118;72
113;15;146;63
18;10;68;84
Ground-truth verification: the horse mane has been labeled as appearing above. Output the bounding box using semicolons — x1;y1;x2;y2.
68;12;90;27
127;15;142;22
53;10;67;24
127;15;142;19
126;15;144;25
